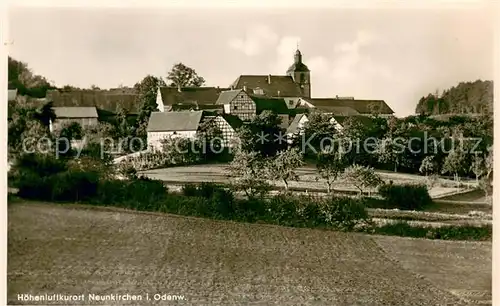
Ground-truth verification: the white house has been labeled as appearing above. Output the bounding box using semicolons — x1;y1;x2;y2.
147;110;203;150
286;113;309;142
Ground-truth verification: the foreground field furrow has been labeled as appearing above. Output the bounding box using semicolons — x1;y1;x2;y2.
8;202;489;305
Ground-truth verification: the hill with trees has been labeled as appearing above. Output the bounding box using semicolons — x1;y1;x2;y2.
415;80;493;116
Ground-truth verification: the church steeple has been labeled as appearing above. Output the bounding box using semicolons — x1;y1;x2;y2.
294;49;302;64
286;47;311;98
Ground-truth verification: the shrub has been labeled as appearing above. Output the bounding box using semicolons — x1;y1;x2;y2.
322;196;369;230
198;182;221;198
367;221;492;241
13;153;67;177
265;194;369;230
180;182;226;198
378;183;432;210
94;177;168;209
181;183;199;197
16;171;51;200
267;194;302;226
94;179;129;205
16;168;100;202
208;188;236;219
50;170;100;202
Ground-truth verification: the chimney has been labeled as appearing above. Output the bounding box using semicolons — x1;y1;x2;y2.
335;95;338;99
243;85;247;92
277;90;281;97
268;74;271;84
230;85;234;90
177;84;181;92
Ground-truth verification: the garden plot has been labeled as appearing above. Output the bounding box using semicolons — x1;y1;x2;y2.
140;164;464;199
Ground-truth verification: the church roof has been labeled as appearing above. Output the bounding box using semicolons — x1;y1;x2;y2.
159;87;229;106
304;98;394;115
231;75;302;97
286;62;310;73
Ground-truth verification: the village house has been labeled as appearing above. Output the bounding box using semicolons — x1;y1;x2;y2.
146;110;242;150
156;86;228;113
49;106;99;133
46;88;140;122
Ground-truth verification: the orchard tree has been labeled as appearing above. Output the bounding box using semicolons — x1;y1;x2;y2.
266;148;304;191
236;111;286;157
441;148;467;182
419;155;437;177
295;111;337;157
342;164;384;196
316;151;347;194
135;75;166;133
376;136;408;172
197;118;224;160
470;154;486;184
228;150;271;199
166;63;205;88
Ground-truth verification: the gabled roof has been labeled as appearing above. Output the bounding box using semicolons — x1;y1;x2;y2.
231;75;302;97
331;115;375;128
8;89;17;101
147;110;204;132
250;96;290;114
286;113;308;134
215;89;244;105
159;87;229;106
47;89;141;114
305;98;394;114
221;114;244;130
171;103;224;112
321;106;360;116
53;106;99;118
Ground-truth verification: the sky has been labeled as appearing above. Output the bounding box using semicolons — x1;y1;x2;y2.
7;4;495;116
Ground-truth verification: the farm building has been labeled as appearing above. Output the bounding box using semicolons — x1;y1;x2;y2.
146;110;243;150
215;89;256;121
49;106;99;133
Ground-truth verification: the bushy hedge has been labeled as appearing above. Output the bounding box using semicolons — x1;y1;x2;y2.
363;221;491;241
177;185;369;230
16;169;100;202
378;183;433;210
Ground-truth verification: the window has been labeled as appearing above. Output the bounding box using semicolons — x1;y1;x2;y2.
234;105;238;110
240;95;244;98
253;88;264;95
289;100;294;105
300;73;305;83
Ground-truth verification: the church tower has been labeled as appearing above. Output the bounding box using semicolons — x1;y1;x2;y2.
286;47;311;98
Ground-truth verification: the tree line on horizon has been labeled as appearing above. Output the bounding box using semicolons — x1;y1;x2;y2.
415;80;493;116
